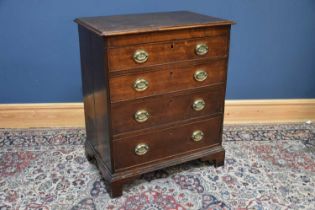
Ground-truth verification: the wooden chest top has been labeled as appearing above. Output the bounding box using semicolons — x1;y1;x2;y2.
75;11;234;36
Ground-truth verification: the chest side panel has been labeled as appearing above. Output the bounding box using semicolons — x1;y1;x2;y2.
78;26;113;172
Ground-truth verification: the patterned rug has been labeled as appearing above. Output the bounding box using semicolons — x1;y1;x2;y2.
0;123;314;210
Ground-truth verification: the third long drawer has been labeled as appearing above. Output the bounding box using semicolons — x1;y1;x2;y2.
111;85;225;135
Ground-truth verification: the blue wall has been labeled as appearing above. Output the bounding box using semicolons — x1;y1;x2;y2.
0;0;314;103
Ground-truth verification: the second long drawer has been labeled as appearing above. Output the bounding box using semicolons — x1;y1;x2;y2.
111;85;225;135
109;59;227;102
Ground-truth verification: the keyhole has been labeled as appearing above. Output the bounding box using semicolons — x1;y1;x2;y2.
171;43;174;48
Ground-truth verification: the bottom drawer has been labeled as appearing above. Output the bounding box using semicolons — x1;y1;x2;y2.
113;116;222;170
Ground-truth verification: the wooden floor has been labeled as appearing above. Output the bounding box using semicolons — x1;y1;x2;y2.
0;99;314;128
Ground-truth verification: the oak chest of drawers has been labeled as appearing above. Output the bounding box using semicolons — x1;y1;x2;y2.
75;11;234;198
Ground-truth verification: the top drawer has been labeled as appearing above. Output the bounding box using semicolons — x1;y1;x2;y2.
108;35;228;72
107;26;229;47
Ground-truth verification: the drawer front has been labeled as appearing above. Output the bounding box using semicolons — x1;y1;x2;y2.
113;116;222;170
109;59;227;102
108;26;229;47
108;35;228;71
111;85;224;135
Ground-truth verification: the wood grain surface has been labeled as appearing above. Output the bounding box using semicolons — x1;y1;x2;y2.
110;85;225;135
107;26;229;47
109;59;227;102
108;35;228;71
75;11;234;36
112;116;222;170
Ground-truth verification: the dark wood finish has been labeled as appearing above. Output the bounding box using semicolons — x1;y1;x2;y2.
111;86;224;134
108;26;229;47
78;26;113;171
108;35;228;71
75;11;234;36
109;59;227;102
76;11;233;198
113;116;222;169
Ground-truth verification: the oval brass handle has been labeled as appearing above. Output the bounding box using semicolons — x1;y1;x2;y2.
192;130;204;142
193;99;205;111
195;43;208;56
135;143;149;155
194;70;208;82
133;78;149;92
133;50;149;63
134;109;150;123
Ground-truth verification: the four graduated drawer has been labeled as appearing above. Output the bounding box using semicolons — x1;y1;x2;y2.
108;29;228;169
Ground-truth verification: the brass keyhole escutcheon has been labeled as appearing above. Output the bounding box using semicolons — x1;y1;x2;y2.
135;143;149;155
